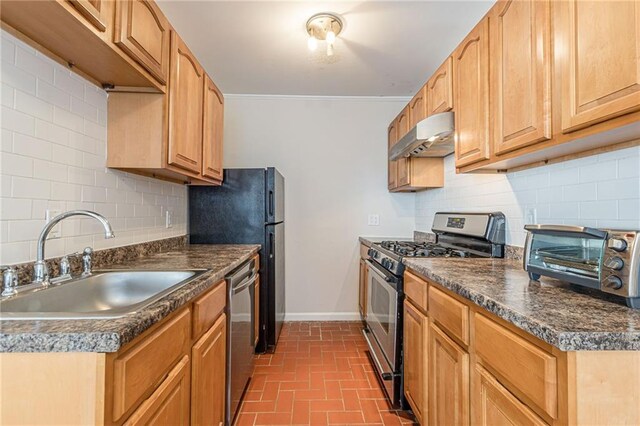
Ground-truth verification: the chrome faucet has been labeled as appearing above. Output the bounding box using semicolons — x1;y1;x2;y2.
33;210;115;285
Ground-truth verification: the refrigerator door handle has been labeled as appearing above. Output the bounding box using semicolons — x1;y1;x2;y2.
269;232;274;259
268;190;274;218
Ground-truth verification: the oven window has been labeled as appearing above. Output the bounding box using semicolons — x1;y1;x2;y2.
371;279;390;333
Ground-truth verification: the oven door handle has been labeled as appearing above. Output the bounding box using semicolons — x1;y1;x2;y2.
362;328;393;381
365;260;399;285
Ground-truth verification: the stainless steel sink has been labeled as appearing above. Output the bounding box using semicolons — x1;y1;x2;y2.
0;270;206;320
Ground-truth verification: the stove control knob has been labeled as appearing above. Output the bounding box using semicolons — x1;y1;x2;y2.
604;256;624;271
388;260;395;270
604;275;623;290
608;238;628;252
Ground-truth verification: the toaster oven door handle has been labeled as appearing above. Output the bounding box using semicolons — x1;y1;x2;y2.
524;224;608;239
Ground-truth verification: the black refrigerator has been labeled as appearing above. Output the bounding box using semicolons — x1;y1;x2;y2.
189;167;285;353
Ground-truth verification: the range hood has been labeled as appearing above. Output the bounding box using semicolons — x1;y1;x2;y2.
389;111;455;160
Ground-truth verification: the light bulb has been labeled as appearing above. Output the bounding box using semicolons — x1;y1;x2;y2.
326;43;334;57
307;35;318;51
326;30;336;44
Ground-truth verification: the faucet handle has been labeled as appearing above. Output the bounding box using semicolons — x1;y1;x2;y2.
0;266;18;297
81;247;94;277
59;256;71;276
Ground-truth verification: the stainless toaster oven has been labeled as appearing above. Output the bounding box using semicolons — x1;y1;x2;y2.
524;225;640;308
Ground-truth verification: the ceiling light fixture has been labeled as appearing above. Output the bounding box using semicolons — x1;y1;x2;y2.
306;13;344;57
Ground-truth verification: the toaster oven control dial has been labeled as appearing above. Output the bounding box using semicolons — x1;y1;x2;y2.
604;256;624;271
604;275;623;290
608;238;628;252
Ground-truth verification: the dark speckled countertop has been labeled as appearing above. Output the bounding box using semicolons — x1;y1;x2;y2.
404;257;640;351
0;245;260;353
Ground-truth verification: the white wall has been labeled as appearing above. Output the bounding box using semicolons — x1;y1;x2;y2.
415;148;640;247
224;95;415;320
0;30;187;265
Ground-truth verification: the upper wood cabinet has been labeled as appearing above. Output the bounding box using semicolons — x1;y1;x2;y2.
427;57;454;116
191;313;226;426
387;118;398;190
168;31;205;175
409;85;428;127
429;322;470;426
491;0;552;156
453;17;491;168
559;0;640;133
69;0;109;32
114;0;170;85
404;300;429;425
396;106;411;187
202;76;225;182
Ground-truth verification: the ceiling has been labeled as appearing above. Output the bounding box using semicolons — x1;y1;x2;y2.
156;1;493;96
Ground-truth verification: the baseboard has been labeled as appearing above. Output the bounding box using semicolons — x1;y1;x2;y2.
284;312;362;321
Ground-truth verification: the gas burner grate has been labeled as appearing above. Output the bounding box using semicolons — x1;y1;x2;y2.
379;241;469;258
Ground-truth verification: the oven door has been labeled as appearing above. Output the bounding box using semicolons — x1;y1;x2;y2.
365;259;400;368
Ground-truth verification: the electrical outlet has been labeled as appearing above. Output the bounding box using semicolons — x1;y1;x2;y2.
367;214;380;226
525;208;537;225
45;209;62;239
165;210;173;228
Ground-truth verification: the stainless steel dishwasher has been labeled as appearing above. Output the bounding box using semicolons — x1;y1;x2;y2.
226;257;258;426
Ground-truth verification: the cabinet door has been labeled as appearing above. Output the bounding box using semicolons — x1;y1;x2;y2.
396;107;411;187
388;120;398;190
359;259;368;319
202;75;224;182
409;86;428;127
454;18;490;168
491;0;552;155
114;0;170;85
404;300;428;424
191;313;226;426
427;57;454;116
429;322;469;426
168;32;204;175
68;0;108;32
473;365;548;426
560;0;640;132
124;355;191;426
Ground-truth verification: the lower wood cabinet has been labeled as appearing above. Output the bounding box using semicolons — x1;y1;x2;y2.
191;313;227;426
358;258;367;319
124;355;191;426
403;299;428;424
429;322;470;426
473;364;547;426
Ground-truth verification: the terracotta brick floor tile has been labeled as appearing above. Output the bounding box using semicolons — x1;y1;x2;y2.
236;322;418;426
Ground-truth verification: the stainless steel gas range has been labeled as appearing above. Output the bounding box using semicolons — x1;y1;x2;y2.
362;212;506;409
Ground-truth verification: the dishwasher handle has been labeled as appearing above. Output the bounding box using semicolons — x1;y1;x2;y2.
231;272;258;295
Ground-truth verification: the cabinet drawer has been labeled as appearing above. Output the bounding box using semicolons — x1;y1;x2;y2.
113;308;191;421
428;286;469;345
404;270;428;312
474;314;557;419
192;280;226;339
124;355;190;426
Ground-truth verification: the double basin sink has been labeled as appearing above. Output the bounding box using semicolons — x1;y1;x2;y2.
0;270;206;320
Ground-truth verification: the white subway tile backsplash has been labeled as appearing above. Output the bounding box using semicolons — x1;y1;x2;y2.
11;176;50;199
37;80;71;109
53;68;84;99
0;30;187;264
416;146;640;247
16;90;54;121
1;105;35;135
13;133;52;160
16;47;54;83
